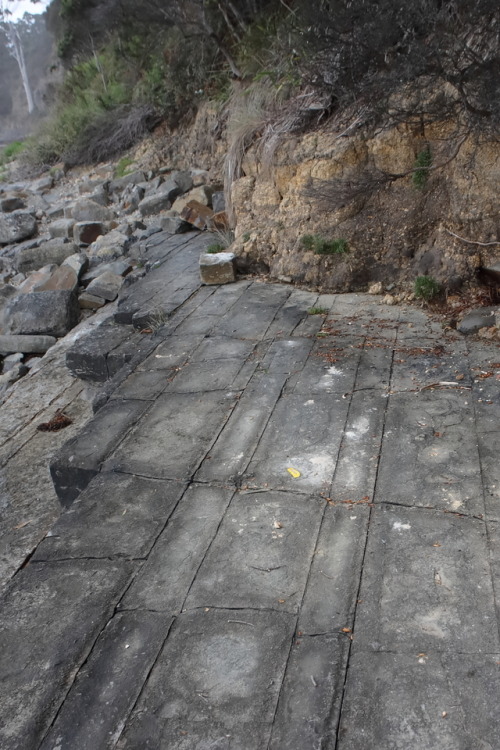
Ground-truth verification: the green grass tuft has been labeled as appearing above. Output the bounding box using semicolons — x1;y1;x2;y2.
414;275;440;301
412;147;432;190
301;235;349;255
206;243;226;254
307;306;329;315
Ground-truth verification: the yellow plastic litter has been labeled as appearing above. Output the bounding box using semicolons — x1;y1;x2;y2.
287;467;301;478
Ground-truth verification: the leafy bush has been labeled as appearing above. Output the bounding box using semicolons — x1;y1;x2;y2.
414;275;440;301
1;141;25;162
301;235;349;255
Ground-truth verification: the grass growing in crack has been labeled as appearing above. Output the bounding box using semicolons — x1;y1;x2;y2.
147;308;168;332
412;147;432;190
301;235;349;255
307;306;329;315
414;275;440;301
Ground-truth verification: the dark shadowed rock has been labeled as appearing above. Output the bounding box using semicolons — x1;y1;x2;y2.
0;197;25;213
457;307;497;334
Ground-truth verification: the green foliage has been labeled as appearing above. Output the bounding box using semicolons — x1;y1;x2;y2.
115;157;134;178
1;141;25;164
242;232;251;242
206;243;226;254
301;235;349;255
412;147;432;190
307;307;329;315
414;275;440;301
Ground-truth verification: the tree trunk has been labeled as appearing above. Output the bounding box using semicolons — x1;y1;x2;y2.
6;21;35;114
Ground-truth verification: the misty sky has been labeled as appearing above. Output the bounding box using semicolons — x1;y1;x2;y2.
1;0;50;21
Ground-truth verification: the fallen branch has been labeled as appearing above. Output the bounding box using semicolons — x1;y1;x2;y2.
445;228;500;247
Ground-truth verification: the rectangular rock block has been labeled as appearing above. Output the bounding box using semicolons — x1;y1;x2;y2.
199;251;236;285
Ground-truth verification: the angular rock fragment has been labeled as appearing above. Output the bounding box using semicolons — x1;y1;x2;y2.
5;290;80;337
181;200;214;230
16;240;79;273
0;210;37;244
199;251;236;285
48;219;75;239
86;271;123;301
73;221;106;246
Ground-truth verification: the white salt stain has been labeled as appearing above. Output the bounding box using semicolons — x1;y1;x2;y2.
327;366;342;376
304;399;315;405
393;521;411;531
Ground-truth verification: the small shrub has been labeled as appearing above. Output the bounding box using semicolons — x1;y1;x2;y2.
206;243;225;254
307;306;328;315
412;147;432;190
301;234;349;255
414;275;440;301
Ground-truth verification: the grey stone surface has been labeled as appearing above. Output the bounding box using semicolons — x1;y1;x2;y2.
457;306;497;334
50;399;149;506
16;239;79;273
103;390;239;480
269;635;348;750
33;472;185;561
0;210;37;244
4;289;79;337
66;323;134;382
0;333;56;355
354;504;499;653
116;608;295;750
4;228;500;750
185;490;324;613
71;198;115;223
86;270;124;301
246;393;349;493
39;611;171;750
0;559;133;750
121;484;234;612
337;651;500;750
375;390;484;515
48;217;75;239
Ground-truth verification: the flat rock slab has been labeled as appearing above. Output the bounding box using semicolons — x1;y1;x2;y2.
246;393;350;494
39;610;172;750
0;559;133;750
354;504;499;653
33;472;186;561
375;390;484;515
0;333;56;355
337;651;500;750
185;490;324;613
120;484;234;613
104;390;239;480
116;608;295;750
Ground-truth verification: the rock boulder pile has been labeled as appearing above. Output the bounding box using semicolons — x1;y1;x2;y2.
0;162;227;394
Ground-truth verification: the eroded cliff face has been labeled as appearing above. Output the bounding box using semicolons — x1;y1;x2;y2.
228;120;500;292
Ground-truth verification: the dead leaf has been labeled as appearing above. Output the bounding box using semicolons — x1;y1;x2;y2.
341;627;352;633
273;520;283;529
37;412;73;432
455;374;464;381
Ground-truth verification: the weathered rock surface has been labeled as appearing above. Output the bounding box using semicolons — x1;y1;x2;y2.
71;199;115;223
86;271;123;301
48;219;75;239
5;290;80;337
199;251;236;284
181;199;214;230
458;307;497;334
0;197;25;213
0;211;37;244
16;241;79;273
0;334;57;355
